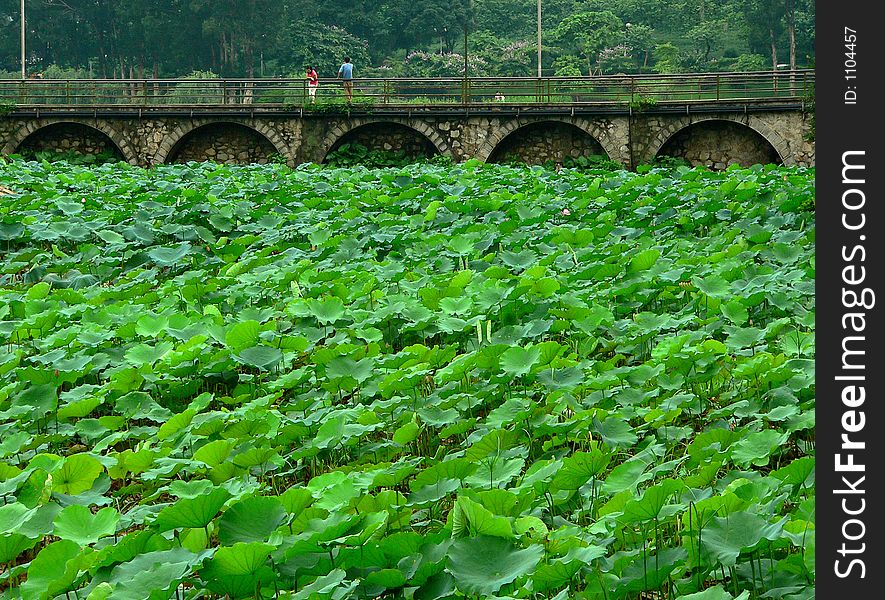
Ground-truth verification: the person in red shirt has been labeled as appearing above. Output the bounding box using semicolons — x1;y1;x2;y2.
306;66;319;102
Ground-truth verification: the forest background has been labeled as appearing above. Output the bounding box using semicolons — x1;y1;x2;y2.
0;1;814;80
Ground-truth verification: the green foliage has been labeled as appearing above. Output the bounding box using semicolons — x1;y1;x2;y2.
552;56;584;77
13;149;123;166
0;157;815;599
653;43;683;74
0;1;815;78
540;154;624;173
550;11;624;75
731;53;769;72
629;94;658;112
645;155;692;169
325;142;425;168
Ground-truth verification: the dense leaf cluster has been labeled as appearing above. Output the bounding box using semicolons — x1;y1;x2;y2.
0;159;814;599
0;0;814;78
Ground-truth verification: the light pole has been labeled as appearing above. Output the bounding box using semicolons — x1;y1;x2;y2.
537;0;542;77
20;0;26;79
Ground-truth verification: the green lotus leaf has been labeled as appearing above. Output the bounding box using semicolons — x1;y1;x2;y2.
500;250;536;272
675;585;750;600
771;456;815;488
96;229;126;245
134;314;169;337
720;300;749;325
193;439;233;467
123;341;173;366
692;275;731;298
729;429;789;467
699;511;788;567
307;471;359;512
20;539;84;600
148;242;193;266
225;320;261;352
364;568;407;589
51;454;104;496
326;356;374;383
392;418;420;446
0;503;37;535
446;535;543;596
0;222;24;240
217;496;287;545
53;504;119;546
500;345;540;377
108;548;206;599
620;479;686;524
308;297;346;325
628;248;660;273
410;458;477;491
551;449;612;491
289;569;354;599
0;531;39;563
13;384;58;419
234;345;283;370
451;496;514;539
200;541;276;598
154;486;231;531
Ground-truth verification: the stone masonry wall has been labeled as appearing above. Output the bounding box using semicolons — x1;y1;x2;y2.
658;121;781;168
11;122;123;158
326;123;438;161
1;110;815;169
630;112;814;168
167;123;278;164
487;122;608;165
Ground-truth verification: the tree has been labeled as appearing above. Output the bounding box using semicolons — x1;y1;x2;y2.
272;22;369;77
624;23;654;70
743;0;786;69
685;19;727;69
550;11;623;75
552;55;583;76
0;0;813;78
653;43;682;74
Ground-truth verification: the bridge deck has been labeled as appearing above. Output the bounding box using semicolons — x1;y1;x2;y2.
2;70;813;114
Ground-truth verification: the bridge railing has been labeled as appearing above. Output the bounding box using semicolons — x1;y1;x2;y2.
0;70;813;109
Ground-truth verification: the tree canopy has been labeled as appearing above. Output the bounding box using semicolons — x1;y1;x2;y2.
0;0;814;78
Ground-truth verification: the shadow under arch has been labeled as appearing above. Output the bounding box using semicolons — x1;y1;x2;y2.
654;119;784;168
485;120;611;166
321;121;446;164
8;121;128;162
163;122;283;165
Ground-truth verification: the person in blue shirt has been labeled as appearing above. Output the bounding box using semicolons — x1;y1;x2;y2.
337;57;354;102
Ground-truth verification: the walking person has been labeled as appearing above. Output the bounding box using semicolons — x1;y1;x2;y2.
337;57;354;103
306;65;319;102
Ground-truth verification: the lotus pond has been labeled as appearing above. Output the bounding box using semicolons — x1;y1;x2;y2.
0;159;814;600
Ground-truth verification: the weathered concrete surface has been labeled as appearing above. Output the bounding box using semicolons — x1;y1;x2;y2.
0;109;815;168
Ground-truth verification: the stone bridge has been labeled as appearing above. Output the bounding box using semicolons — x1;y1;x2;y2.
0;108;814;169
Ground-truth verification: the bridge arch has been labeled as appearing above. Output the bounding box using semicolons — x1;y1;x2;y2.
155;119;290;165
2;120;134;163
476;117;624;165
320;119;449;164
648;115;790;168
